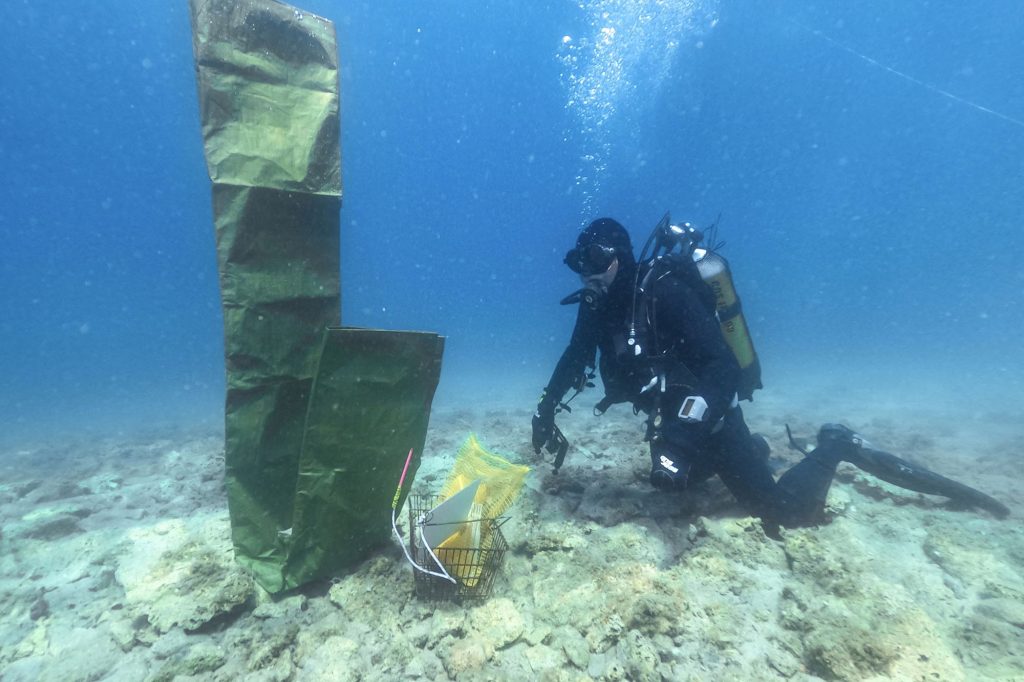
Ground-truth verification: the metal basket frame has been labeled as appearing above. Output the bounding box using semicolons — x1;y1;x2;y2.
407;494;508;601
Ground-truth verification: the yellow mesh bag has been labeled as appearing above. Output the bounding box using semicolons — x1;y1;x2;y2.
433;435;529;585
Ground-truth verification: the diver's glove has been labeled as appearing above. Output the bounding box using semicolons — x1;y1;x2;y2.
532;410;554;454
533;394;572;472
532;395;557;454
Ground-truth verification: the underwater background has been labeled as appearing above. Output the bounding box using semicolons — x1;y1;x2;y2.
2;0;1022;446
3;3;1024;680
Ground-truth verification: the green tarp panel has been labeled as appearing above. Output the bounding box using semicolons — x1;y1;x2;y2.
190;0;342;194
284;328;445;589
190;0;445;593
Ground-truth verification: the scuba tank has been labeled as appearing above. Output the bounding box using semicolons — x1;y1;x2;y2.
629;212;763;401
692;247;762;401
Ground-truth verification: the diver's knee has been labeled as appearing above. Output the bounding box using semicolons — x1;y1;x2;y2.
650;448;690;491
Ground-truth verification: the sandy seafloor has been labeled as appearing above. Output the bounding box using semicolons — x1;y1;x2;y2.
2;376;1022;682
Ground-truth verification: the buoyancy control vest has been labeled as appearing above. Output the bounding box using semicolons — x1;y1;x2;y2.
631;243;762;403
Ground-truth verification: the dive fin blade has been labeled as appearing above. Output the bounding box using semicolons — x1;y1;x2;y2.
850;447;1010;519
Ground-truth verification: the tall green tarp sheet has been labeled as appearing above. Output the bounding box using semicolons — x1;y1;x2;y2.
190;0;444;593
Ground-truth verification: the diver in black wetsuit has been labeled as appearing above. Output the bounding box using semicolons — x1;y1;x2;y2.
531;217;1009;528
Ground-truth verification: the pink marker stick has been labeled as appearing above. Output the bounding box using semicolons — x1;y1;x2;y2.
398;447;415;489
391;447;416;510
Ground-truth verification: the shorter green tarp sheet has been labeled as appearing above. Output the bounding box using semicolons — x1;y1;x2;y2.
282;328;445;590
220;324;444;594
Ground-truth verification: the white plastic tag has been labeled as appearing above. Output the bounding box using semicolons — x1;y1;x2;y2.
677;395;709;423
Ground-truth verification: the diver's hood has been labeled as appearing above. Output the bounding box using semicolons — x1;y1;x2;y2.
576;218;636;270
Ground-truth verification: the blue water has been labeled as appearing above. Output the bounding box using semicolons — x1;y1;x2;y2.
2;0;1022;445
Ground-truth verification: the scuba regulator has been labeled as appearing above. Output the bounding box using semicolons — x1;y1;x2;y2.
561;242;620;310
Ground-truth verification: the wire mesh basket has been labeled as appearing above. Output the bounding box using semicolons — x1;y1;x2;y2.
407;494;508;601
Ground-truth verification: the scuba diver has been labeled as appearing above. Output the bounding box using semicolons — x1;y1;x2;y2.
531;216;1009;528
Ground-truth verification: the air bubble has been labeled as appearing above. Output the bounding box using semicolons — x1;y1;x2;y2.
558;0;720;218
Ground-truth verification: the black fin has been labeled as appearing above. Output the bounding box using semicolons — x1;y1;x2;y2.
849;447;1010;519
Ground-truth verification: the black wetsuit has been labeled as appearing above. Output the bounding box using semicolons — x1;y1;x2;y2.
541;261;841;528
541;250;1009;525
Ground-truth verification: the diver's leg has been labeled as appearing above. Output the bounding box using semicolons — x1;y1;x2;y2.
770;423;866;525
711;408;791;521
654;408;830;528
772;452;841;526
648;442;689;491
712;418;852;528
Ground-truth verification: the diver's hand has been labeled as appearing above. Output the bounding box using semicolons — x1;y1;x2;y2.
532;408;555;454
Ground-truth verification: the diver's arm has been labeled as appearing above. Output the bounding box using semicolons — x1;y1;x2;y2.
654;276;739;423
533;306;597;456
539;305;598;412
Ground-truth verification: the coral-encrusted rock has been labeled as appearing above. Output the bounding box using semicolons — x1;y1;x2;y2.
115;516;253;633
446;636;489;675
779;523;967;681
16;505;91;541
468;597;524;653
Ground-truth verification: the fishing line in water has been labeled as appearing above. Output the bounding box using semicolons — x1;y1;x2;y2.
792;20;1024;130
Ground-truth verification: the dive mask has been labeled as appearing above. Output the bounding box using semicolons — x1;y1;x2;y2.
560;255;618;310
564;243;617;276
